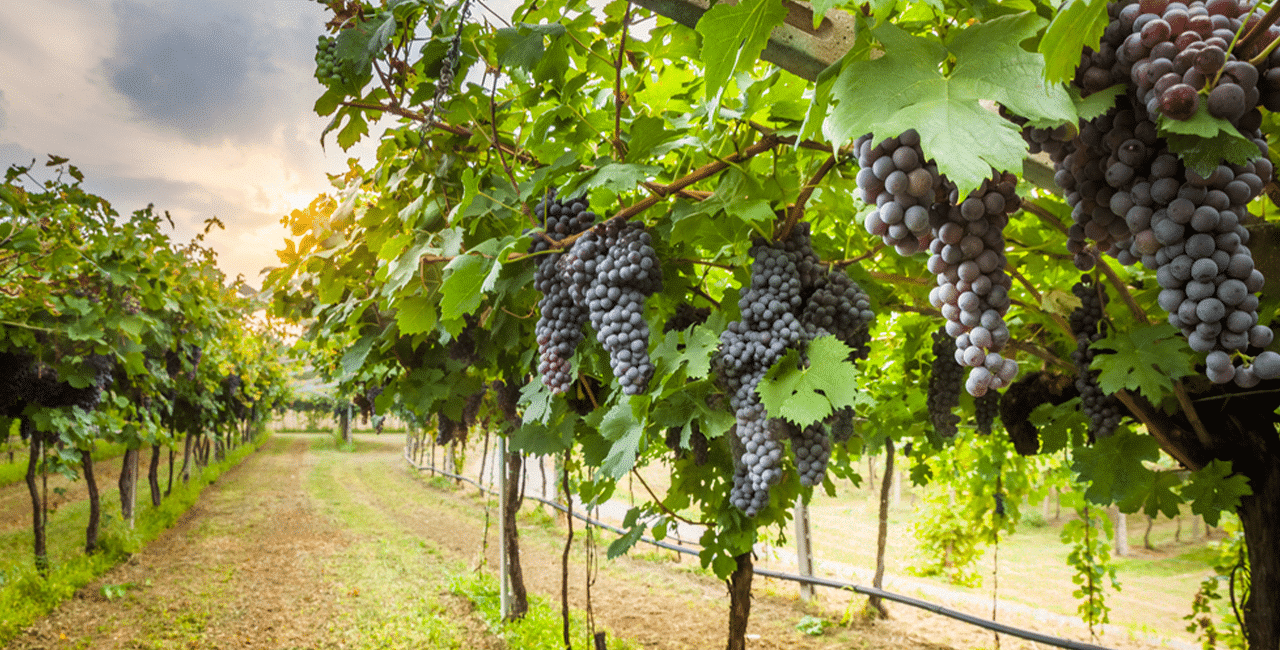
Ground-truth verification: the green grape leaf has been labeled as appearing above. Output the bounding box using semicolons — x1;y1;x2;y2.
1039;0;1110;84
395;295;438;335
599;399;644;479
1089;323;1194;401
1071;84;1124;121
626;116;677;163
1142;471;1184;520
948;13;1075;128
1180;459;1252;527
1071;430;1160;507
607;522;646;559
1159;109;1260;175
809;0;843;28
340;335;376;380
439;253;489;320
494;23;566;71
1029;398;1088;455
757;336;860;427
565;162;662;197
824;21;1031;198
509;418;574;456
696;0;789;106
680;325;720;380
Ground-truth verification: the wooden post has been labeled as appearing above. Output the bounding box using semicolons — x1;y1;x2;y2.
498;435;510;620
794;496;815;602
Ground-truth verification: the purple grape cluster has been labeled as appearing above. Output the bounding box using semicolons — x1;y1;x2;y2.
927;326;964;438
563;217;664;395
1043;0;1280;384
530;192;597;393
926;174;1022;396
1070;278;1125;438
857;130;944;255
714;225;875;515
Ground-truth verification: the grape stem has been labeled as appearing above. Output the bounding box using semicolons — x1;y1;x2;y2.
1019;200;1071;235
1004;340;1075;373
832;241;886;268
1110;390;1210;470
1094;256;1148;325
1007;267;1074;338
612;2;633;160
611;134;786;221
1236;0;1280;59
629;468;701;527
779;154;839;241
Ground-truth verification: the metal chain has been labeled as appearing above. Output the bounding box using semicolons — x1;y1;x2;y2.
425;0;473;125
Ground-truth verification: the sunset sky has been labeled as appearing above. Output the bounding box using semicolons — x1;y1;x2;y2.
0;1;386;288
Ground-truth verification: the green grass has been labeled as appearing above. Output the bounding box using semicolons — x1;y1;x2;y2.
0;439;129;489
0;435;268;645
304;437;640;650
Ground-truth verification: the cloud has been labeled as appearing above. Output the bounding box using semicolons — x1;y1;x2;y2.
0;90;7;130
102;0;327;145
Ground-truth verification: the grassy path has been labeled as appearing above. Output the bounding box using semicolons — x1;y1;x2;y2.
1;434;1181;649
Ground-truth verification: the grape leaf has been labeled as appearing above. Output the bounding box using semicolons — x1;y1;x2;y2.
1180;459;1252;527
1071;84;1124;121
339;335;376;380
439;253;489;320
948;13;1075;128
395;295;438;335
757;336;860;427
1142;471;1184;519
696;0;789;106
1089;323;1194;401
824;20;1034;198
1071;430;1159;507
599;399;644;479
1038;0;1109;84
494;23;567;72
681;325;720;380
1158;109;1260;175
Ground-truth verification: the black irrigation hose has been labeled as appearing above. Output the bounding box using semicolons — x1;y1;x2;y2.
404;451;1116;650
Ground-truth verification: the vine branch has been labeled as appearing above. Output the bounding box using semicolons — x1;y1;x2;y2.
778;154;838;241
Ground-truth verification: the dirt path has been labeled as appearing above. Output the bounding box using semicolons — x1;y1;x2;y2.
0;434;1161;650
6;437;347;650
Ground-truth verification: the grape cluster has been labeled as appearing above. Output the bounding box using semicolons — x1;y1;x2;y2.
926;174;1022;396
714;225;875;515
788;422;832;487
927;326;964;438
1045;0;1280;384
314;37;353;88
854;129;1020;397
1070;278;1126;438
857;130;943;255
974;391;1000;435
663;303;711;333
530;193;597;393
563;217;664;395
0;351;113;415
715;243;804;516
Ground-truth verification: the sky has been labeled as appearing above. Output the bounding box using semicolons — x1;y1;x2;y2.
0;0;387;289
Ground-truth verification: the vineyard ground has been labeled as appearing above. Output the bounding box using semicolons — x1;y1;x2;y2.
430;432;1215;649
0;432;1199;649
